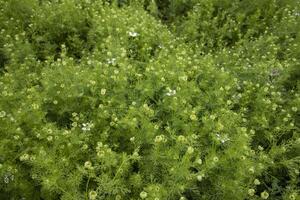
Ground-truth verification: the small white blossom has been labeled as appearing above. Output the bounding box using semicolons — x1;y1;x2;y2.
0;111;6;118
190;114;197;121
196;158;202;165
177;135;187;143
289;194;296;200
82;122;94;131
84;161;93;169
213;156;219;162
72;122;78;127
154;135;166;143
249;167;255;174
187;146;194;154
258;145;264;151
20;154;30;161
47;136;53;141
197;174;204;181
216;133;230;144
166;88;176;96
261;191;269;199
101;89;106;95
248;189;255;196
82;144;88;150
4;175;9;183
140;191;147;199
107;58;116;65
128;31;139;37
254;179;261;185
89;190;97;200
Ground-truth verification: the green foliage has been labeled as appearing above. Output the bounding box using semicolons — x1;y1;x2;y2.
0;0;299;200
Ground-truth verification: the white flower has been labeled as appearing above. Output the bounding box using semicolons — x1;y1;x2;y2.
82;122;94;131
289;194;296;200
210;115;216;120
177;135;186;143
254;179;261;185
14;135;20;140
47;136;53;141
107;58;116;65
101;89;106;95
129;31;139;37
250;129;255;135
248;189;255;196
20;154;30;161
258;145;264;151
196;158;202;165
249;167;255;174
97;150;105;158
72;122;78;127
0;111;6;118
190;114;197;121
213;156;219;162
130;137;135;142
187;146;194;154
154;135;165;143
197;174;204;181
179;75;188;81
216;133;230;144
84;161;93;169
166;88;176;96
32;103;39;109
89;190;97;200
4;175;10;183
82;144;88;150
261;191;269;199
140;191;147;199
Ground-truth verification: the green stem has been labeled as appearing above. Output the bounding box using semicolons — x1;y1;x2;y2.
85;176;91;200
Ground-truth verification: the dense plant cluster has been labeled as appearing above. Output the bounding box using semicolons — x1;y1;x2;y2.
0;0;299;199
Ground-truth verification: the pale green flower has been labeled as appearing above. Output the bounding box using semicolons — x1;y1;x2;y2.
248;189;255;196
187;146;194;154
254;179;261;185
140;191;147;199
190;114;197;121
89;190;97;200
261;191;269;199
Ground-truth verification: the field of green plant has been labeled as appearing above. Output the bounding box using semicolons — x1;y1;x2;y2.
0;0;299;199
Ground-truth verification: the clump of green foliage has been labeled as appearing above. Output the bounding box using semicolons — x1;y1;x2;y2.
0;0;299;200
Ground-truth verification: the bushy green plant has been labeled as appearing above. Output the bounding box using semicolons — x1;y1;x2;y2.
0;0;299;200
